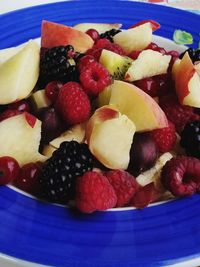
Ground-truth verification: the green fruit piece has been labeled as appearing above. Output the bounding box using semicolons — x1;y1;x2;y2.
99;49;132;79
30;90;52;111
173;30;193;45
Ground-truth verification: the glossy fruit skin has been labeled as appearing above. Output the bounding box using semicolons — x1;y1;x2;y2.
86;29;100;42
14;162;42;194
45;81;63;103
0;156;20;185
8;100;30;112
37;107;64;144
0;109;22;122
128;133;158;176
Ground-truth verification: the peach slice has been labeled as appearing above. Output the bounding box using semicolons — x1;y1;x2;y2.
73;23;122;34
113;22;152;54
175;52;200;107
0;40;40;105
86;106;136;169
0;113;46;165
125;49;171;82
108;80;168;132
41;20;94;53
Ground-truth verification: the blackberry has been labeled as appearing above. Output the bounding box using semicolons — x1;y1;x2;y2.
179;48;200;63
100;29;121;42
39;141;94;203
180;120;200;159
40;45;79;85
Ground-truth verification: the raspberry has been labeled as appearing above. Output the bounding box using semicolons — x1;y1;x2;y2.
80;61;112;96
130;183;161;209
150;120;177;153
39;141;94;203
86;38;125;61
161;156;200;196
159;94;199;132
77;55;95;71
105;170;138;207
56;82;91;125
76;171;117;213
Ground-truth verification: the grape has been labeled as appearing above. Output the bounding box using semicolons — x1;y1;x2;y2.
128;133;158;176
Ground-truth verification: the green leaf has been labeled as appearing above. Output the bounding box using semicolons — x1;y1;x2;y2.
173;30;193;45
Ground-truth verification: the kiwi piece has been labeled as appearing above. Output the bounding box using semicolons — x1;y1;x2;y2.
99;49;133;79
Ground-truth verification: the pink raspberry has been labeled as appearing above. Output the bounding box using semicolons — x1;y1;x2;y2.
105;170;138;207
56;82;91;125
80;61;112;96
76;171;117;213
161;156;200;196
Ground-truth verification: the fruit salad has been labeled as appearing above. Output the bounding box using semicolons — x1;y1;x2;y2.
0;19;200;213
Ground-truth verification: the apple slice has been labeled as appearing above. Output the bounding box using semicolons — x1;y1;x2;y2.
108;80;168;132
113;22;152;54
86;106;136;169
0;40;40;105
41;20;94;53
125;49;171;82
175;52;200;107
43;144;56;158
0;45;24;65
73;23;122;34
31;90;52;111
0;113;46;165
50;123;86;148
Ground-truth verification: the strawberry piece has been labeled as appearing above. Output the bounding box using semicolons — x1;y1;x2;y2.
130;182;161;209
161;156;200;196
150;120;177;153
76;171;117;213
105;170;138;207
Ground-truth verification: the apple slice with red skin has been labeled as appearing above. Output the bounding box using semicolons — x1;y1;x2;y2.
41;20;94;53
129;20;160;32
175;52;200;108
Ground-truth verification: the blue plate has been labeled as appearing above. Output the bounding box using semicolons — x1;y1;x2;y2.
0;1;200;266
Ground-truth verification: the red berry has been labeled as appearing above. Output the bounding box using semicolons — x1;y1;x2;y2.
159;94;200;132
80;61;112;96
166;50;180;57
146;42;158;50
57;82;91;125
153;46;166;55
130;182;161;209
76;171;117;213
0;156;20;185
150;120;177;153
128;50;141;60
94;38;111;49
105;43;125;56
86;29;100;42
105;170;138;207
0;109;22;122
45;81;63;103
78;55;95;71
14;162;42;194
161;156;200;196
134;77;158;97
8;100;30;112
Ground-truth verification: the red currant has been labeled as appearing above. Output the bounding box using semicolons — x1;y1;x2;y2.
128;51;141;60
0;109;22;122
8;100;30;112
86;29;100;42
0;156;20;185
14;162;42;194
45;81;63;103
146;42;158;50
154;46;166;55
166;50;180;57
